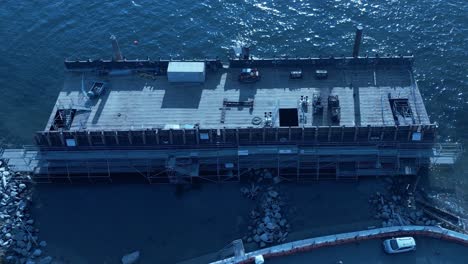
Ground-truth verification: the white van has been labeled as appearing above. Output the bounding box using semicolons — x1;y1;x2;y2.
383;237;416;254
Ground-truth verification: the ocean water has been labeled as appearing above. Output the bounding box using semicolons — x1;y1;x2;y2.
0;0;467;263
1;0;467;146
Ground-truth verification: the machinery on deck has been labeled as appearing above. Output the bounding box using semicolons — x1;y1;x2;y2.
239;68;261;83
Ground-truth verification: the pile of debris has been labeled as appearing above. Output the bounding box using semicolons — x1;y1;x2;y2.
240;169;290;248
0;161;52;264
369;192;437;227
369;177;437;228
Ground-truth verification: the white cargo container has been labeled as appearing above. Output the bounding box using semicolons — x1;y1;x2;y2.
167;62;206;83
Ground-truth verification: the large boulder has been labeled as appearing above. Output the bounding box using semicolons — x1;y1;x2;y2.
38;256;53;264
121;251;140;264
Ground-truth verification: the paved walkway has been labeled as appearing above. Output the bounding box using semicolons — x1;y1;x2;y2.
270;237;468;264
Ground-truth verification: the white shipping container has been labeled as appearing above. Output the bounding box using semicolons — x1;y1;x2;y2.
167;62;206;83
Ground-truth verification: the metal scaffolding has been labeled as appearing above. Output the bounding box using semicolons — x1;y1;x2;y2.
0;143;461;184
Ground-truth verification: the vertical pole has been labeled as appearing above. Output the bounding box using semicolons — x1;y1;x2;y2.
316;156;320;180
86;160;92;183
367;125;372;141
114;131;119;145
155;129;160;144
66;162;72;184
353;26;364;58
73;133;79;147
110;35;123;61
407;125;413;141
217;151;220;182
277;152;280;180
341;126;345;142
101;131;106;145
296;154;300;182
46;133;52;147
107;159;113;183
87;131;93;146
128;131;133;145
237;153;240;181
335;156;339;181
146;159;151;184
60;132;65;146
394;125;399;141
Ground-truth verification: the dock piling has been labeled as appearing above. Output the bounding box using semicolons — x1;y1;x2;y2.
110;34;123;61
353;26;364;58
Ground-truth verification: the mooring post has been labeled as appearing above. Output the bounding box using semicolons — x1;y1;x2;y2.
110;34;123;61
352;25;364;58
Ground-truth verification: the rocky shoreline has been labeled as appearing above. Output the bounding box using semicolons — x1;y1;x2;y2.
0;161;52;264
240;169;290;248
369;177;438;228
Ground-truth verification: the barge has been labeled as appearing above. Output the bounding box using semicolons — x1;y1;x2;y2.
1;27;461;183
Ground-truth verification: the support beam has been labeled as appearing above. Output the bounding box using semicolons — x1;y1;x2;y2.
87;131;92;146
128;131;133;145
394;126;399;141
59;132;65;146
367;125;372;141
407;125;413;141
115;131;119;145
46;133;52;147
101;131;106;145
341;126;345;142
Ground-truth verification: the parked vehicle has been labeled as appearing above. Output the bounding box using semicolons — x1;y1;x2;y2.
383;237;416;254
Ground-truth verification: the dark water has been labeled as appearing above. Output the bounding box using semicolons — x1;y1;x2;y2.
1;0;467;263
1;0;467;146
